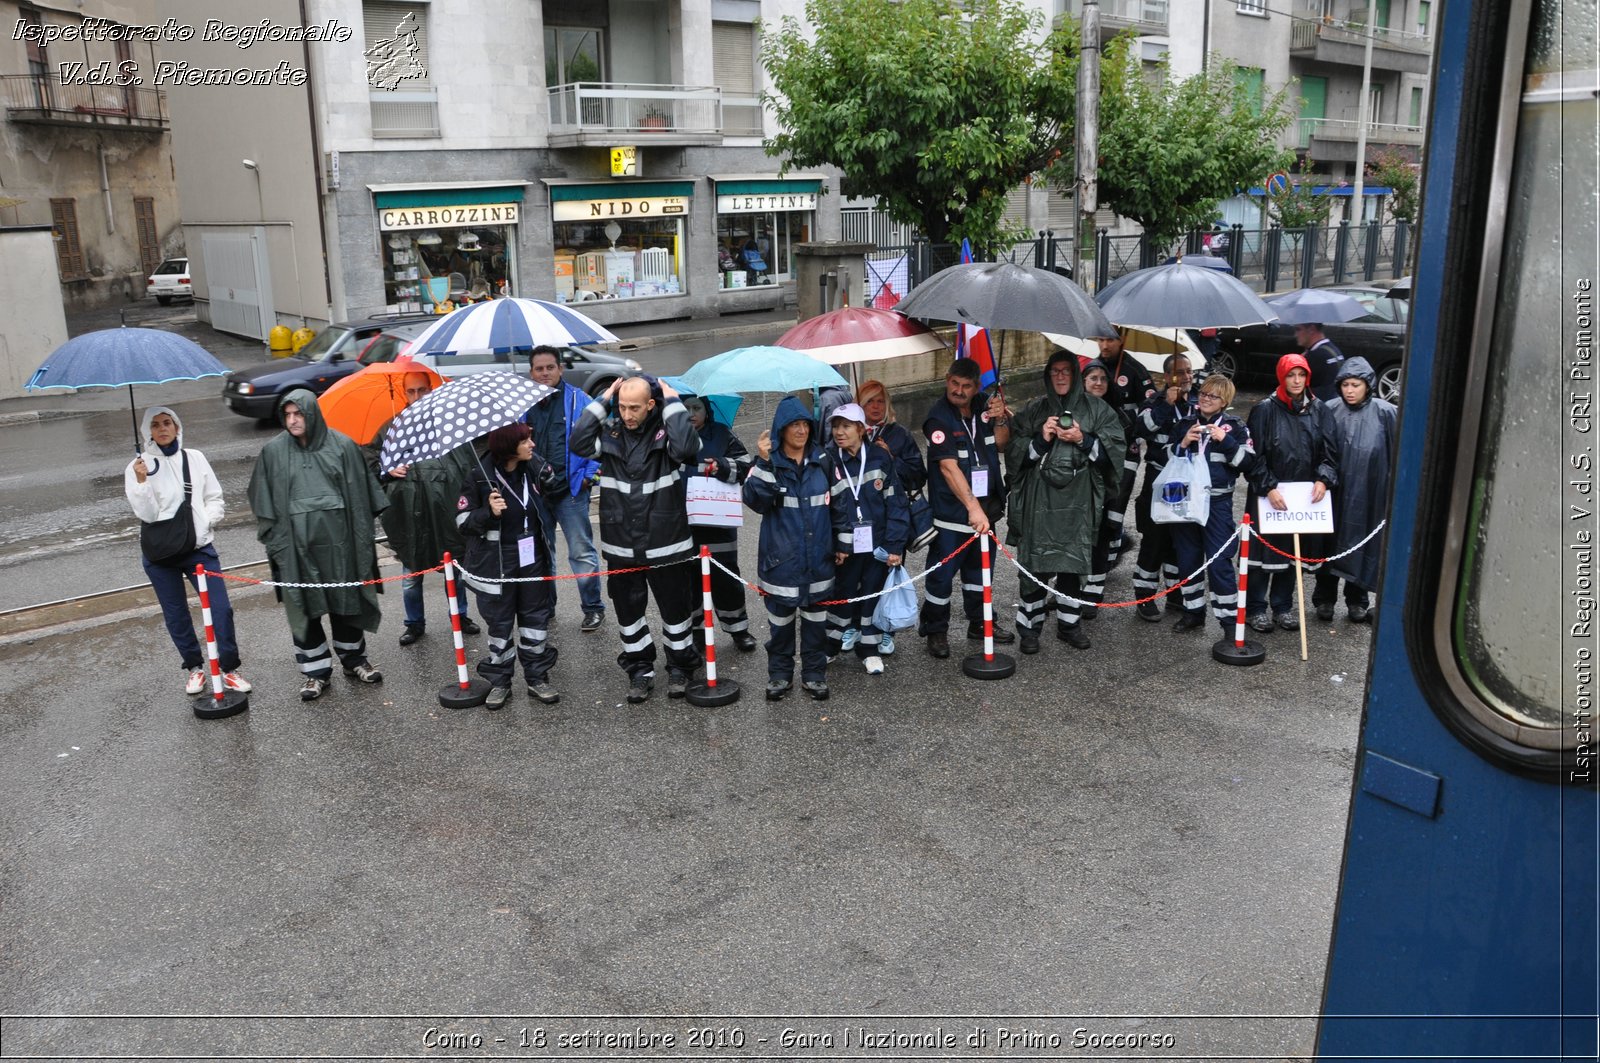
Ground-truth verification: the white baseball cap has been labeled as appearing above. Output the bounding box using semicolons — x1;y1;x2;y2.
829;403;868;426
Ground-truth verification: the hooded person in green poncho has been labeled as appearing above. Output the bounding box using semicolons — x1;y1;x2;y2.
248;388;389;702
1006;349;1126;655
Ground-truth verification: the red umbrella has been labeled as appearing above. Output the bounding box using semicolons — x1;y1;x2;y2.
777;307;948;368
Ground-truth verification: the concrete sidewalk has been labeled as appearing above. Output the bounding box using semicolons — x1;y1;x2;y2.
0;301;801;426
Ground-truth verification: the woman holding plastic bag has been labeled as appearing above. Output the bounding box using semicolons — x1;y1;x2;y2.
822;404;909;676
1161;375;1255;634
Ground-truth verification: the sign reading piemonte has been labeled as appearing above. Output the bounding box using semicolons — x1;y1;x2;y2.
1256;480;1335;535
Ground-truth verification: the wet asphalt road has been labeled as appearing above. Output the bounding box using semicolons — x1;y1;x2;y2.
0;304;1365;1060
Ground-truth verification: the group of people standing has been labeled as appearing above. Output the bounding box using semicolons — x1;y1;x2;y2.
124;324;1395;710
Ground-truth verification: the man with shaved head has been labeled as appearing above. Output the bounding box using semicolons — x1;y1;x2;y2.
570;374;701;704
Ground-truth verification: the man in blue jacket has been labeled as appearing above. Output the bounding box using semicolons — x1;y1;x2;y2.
526;346;604;632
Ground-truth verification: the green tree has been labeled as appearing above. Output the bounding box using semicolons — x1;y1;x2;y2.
762;0;1078;250
1367;148;1420;222
1268;156;1336;228
1086;39;1296;248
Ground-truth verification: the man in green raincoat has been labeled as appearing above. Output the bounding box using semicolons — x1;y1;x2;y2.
249;388;389;701
1006;350;1126;654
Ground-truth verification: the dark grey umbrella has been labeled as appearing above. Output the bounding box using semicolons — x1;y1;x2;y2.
897;261;1116;337
896;262;1115;388
1265;288;1368;326
1094;263;1279;329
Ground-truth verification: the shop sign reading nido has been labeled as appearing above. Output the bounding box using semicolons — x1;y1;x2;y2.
552;195;688;222
380;203;520;231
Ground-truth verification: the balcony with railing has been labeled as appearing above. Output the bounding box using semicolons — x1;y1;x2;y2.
2;73;168;132
1056;0;1170;36
1290;2;1432;73
1295;111;1423;163
546;82;728;147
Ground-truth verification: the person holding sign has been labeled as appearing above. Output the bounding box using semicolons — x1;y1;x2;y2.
1244;354;1341;632
745;397;836;701
1166;375;1255;634
457;423;564;709
683;394;758;653
823;404;910;676
1006;350;1125;654
919;358;1013;659
1312;357;1398;623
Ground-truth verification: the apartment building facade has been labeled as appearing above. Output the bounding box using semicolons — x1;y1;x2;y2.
158;0;839;338
1;0;183;309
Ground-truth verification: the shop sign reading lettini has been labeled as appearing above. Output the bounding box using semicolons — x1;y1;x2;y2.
380;203;520;231
716;192;818;213
552;195;688;222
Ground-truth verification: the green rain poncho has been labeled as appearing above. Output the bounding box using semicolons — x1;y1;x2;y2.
1005;352;1126;574
249;388;388;632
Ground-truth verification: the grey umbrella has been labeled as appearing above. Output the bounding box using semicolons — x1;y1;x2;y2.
1265;287;1368;326
896;262;1115;387
1094;262;1279;329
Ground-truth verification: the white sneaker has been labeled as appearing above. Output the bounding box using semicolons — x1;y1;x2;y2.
222;671;252;693
184;668;206;695
878;633;896;656
863;655;885;675
840;627;859;652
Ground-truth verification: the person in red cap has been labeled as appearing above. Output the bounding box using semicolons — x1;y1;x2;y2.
1243;353;1341;631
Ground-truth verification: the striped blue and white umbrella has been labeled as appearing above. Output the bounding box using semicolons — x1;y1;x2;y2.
403;298;618;356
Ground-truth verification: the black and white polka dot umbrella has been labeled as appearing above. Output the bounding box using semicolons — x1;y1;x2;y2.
379;373;553;472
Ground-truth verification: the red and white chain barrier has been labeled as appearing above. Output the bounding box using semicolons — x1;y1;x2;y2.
698;546;724;690
442;553;472;691
1234;516;1253;649
1251;519;1389;566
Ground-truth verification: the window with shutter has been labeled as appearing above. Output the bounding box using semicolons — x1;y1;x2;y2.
713;21;759;135
50;198;86;280
134;197;160;277
363;1;438;136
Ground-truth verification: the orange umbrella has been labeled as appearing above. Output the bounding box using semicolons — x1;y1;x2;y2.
319;356;443;445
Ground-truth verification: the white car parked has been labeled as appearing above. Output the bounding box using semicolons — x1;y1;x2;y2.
146;257;191;305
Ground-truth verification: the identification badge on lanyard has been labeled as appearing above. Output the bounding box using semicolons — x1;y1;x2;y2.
516;535;539;568
970;467;990;498
852;523;874;554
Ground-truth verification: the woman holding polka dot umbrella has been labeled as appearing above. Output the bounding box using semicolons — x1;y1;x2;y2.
379;373;554;477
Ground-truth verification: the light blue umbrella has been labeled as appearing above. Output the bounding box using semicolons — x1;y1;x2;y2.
26;326;231;452
404;297;618;355
1265;287;1368;326
661;375;743;427
679;346;849;396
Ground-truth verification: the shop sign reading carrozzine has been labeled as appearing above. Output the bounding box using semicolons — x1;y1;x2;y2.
380;203;520;231
715;192;818;214
552;195;688;222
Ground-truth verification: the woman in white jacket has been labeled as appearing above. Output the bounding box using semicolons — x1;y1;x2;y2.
124;406;251;695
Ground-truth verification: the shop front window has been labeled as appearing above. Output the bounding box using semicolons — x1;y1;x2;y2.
383;226;516;314
553;217;684;303
714;211;810;290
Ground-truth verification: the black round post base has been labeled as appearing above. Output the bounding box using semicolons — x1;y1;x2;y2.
193;690;249;720
686;679;741;707
1212;638;1267;666
961;652;1017;680
438;679;491;709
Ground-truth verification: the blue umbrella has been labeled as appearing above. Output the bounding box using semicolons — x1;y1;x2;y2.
26;326;231;452
661;375;743;427
404;297;618;355
1265;288;1368;326
679;346;848;397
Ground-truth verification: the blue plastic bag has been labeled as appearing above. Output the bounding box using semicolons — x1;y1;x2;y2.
871;565;919;633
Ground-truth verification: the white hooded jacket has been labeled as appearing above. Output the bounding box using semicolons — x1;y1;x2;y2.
123;406;225;548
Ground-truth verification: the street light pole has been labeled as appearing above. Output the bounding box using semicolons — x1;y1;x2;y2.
1350;0;1378;224
1077;0;1100;287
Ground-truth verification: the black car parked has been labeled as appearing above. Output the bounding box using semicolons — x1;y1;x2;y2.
1212;285;1408;402
221;314;435;420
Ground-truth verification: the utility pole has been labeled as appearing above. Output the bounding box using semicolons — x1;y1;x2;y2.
1350;0;1378;225
1077;0;1100;288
